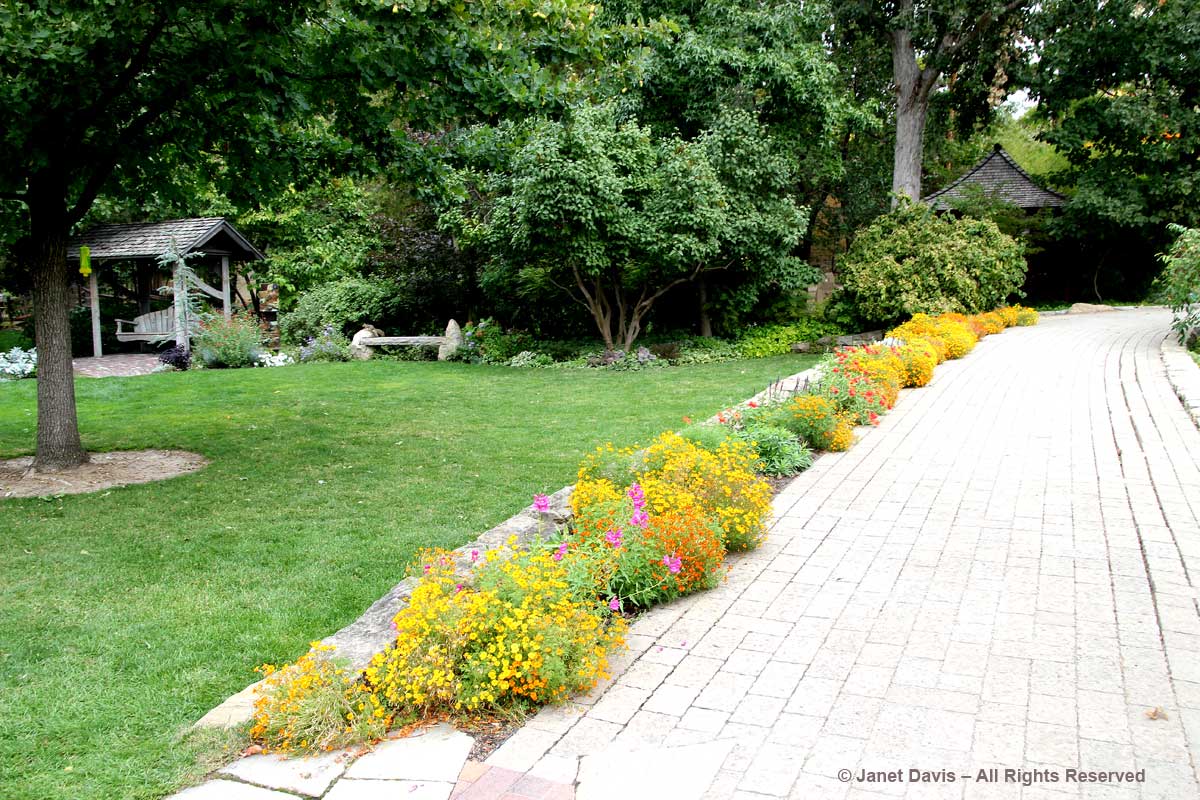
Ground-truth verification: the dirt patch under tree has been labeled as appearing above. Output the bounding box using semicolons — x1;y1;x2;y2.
0;449;208;498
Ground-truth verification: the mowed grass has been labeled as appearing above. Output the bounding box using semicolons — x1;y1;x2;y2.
0;355;813;800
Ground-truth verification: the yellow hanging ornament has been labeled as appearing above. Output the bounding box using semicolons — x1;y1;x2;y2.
79;246;91;278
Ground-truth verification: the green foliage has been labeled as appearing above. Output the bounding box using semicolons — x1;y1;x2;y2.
193;314;267;369
238;180;381;305
677;423;734;452
735;320;842;358
732;424;814;477
1030;0;1200;291
1156;225;1200;345
448;103;812;348
296;326;351;363
0;330;32;352
278;277;398;346
839;205;1027;324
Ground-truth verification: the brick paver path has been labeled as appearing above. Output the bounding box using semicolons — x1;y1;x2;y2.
492;309;1200;799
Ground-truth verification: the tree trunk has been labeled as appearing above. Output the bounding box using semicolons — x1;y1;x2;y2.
890;27;935;204
27;192;88;471
698;278;713;337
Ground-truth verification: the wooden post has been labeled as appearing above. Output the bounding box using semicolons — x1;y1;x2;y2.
221;255;231;320
173;262;188;351
89;268;102;358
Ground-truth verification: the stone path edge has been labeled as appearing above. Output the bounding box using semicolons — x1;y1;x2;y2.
1161;335;1200;428
194;363;824;729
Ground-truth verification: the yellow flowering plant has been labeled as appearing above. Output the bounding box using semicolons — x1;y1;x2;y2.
367;545;624;714
250;644;390;753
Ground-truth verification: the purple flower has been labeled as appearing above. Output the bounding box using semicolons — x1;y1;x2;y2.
604;528;624;548
609;596;621;612
553;542;569;562
533;493;551;513
630;509;649;528
662;553;682;574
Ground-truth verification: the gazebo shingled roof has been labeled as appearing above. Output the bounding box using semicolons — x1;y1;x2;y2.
923;144;1066;212
67;217;264;261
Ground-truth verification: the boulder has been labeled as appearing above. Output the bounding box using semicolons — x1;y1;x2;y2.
1068;302;1117;314
350;325;380;360
438;319;464;361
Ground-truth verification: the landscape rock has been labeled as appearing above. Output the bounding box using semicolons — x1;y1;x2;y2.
438;319;464;361
350;327;378;360
219;750;351;797
1068;302;1117;314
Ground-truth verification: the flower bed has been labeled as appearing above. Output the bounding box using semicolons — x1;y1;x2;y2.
245;306;1036;753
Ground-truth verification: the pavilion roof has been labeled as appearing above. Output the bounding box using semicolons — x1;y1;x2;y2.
67;217;264;261
923;144;1066;211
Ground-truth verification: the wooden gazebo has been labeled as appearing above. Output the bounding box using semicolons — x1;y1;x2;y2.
923;144;1066;212
67;217;264;358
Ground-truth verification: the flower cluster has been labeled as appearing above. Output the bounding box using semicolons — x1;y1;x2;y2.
0;346;36;380
257;352;295;367
249;643;389;753
368;545;623;713
298;325;351;363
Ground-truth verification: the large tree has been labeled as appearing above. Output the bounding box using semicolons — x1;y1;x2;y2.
837;0;1031;203
0;0;620;470
1028;0;1200;296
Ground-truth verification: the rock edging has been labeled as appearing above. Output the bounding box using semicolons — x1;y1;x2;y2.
1161;335;1200;428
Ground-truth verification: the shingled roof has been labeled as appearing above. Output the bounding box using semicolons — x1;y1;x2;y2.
67;217;264;261
923;144;1066;211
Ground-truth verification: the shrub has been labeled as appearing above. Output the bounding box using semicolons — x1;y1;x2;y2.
459;318;535;364
836;346;904;408
0;346;36;380
250;644;390;753
814;356;890;426
193;313;267;368
367;546;624;713
0;329;32;351
508;350;554;367
838;204;1026;325
298;325;351;362
157;345;191;371
278;276;398;346
1157;224;1200;344
733;424;814;477
735;319;841;358
782;394;840;450
973;312;1006;335
677;423;734;452
995;306;1020;327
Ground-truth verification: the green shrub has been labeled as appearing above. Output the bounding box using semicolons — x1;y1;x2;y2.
278;277;398;345
839;204;1027;325
1156;224;1200;344
677;423;733;452
297;325;351;362
732;424;813;477
0;329;32;351
194;313;267;368
735;319;841;358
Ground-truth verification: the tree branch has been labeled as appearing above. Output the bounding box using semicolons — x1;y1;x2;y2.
74;9;171;134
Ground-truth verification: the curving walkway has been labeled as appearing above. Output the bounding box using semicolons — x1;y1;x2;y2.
178;309;1200;799
491;308;1200;799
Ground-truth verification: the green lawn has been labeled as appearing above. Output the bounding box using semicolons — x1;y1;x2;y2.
0;355;813;800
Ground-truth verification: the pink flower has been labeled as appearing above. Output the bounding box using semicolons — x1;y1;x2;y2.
630;509;649;527
423;564;431;574
533;493;550;513
662;553;682;574
748;401;758;408
605;528;624;547
553;542;569;562
456;584;464;593
470;549;479;563
627;483;645;508
609;596;621;612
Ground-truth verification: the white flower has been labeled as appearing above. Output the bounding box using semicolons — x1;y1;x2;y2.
256;352;294;368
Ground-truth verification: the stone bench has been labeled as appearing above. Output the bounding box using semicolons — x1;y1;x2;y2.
350;320;464;361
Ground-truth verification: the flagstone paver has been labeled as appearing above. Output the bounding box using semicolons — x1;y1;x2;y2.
172;309;1200;800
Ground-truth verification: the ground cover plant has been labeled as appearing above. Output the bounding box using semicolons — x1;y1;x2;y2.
0;353;813;800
